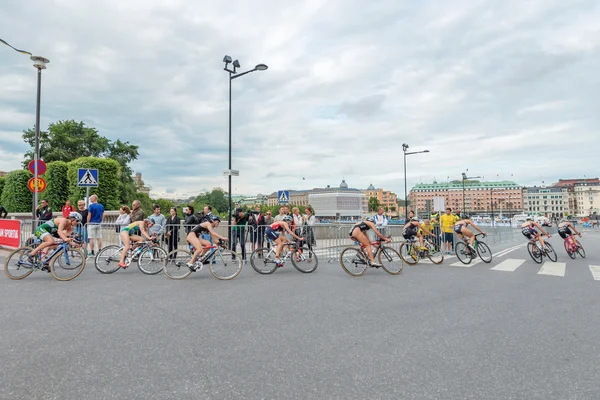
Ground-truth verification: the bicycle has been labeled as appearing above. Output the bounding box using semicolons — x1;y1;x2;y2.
4;238;86;281
399;235;444;265
164;239;242;280
250;240;318;274
94;240;167;275
455;233;492;265
526;236;557;264
563;236;585;259
339;237;403;277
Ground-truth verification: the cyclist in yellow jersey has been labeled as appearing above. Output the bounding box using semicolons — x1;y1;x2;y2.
419;219;435;238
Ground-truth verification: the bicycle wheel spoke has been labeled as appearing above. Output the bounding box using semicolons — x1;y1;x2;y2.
399;243;418;265
476;242;493;263
339;247;368;276
577;243;586;258
4;248;34;280
94;245;123;274
250;247;278;274
164;249;193;280
379;247;403;275
138;247;167;275
210;249;243;280
426;241;444;265
50;248;86;281
454;242;472;265
291;247;318;273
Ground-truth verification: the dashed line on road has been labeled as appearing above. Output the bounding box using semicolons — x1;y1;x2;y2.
538;262;566;277
589;266;600;281
493;243;526;258
491;258;526;272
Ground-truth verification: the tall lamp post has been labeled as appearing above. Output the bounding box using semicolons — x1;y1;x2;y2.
461;171;481;217
223;56;268;242
402;143;429;220
31;55;49;220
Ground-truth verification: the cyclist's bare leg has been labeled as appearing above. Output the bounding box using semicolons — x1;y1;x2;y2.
417;231;425;248
187;233;210;263
536;233;546;247
352;229;375;263
275;236;286;259
461;228;475;247
29;235;56;257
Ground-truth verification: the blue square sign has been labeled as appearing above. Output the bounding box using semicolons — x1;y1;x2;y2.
77;168;99;187
277;190;290;204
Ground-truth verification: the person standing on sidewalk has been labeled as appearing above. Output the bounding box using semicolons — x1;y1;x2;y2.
87;195;104;256
231;208;248;261
61;199;75;218
130;200;144;222
440;207;457;255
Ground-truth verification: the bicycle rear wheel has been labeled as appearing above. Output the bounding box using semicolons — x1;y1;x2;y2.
291;247;318;273
527;242;543;264
50;248;86;281
138;246;167;275
209;249;243;280
476;241;492;263
339;247;368;276
399;242;418;265
164;249;193;280
544;243;557;262
4;247;35;280
250;247;278;274
454;242;472;265
425;240;444;265
94;245;123;274
576;242;586;258
564;240;576;259
378;247;403;275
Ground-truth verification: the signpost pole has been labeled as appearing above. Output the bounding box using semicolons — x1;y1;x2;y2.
86;187;90;208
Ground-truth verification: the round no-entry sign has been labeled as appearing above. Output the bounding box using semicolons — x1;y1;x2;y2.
28;159;47;175
28;177;47;193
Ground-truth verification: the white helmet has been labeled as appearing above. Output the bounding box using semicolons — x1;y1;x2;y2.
68;212;82;222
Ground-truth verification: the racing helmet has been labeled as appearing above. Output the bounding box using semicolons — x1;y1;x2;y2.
68;212;82;222
283;215;293;223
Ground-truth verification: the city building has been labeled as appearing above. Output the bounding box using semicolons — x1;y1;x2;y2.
132;172;151;195
364;184;398;216
553;178;600;217
238;194;269;206
523;186;567;218
0;170;8;177
409;180;523;217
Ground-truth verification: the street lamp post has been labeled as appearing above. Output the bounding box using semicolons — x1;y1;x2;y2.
402;144;429;220
31;56;49;220
223;56;267;242
461;172;481;217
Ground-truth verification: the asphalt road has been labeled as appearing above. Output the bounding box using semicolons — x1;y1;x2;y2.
1;231;599;400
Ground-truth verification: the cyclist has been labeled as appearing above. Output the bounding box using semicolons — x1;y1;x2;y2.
403;211;426;251
118;218;156;268
557;219;581;251
186;215;228;269
265;215;304;267
454;215;486;249
521;217;550;247
28;212;82;267
349;217;390;268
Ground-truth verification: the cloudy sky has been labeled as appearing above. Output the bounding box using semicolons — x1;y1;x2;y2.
1;0;599;199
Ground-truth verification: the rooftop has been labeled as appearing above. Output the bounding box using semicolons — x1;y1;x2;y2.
412;180;521;190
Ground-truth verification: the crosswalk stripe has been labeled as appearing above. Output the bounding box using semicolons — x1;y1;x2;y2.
450;260;480;267
491;258;525;272
589;266;600;281
537;262;566;277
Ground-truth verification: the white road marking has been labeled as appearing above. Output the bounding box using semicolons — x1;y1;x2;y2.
589;265;600;281
493;243;526;258
537;262;566;277
450;260;480;267
491;258;525;272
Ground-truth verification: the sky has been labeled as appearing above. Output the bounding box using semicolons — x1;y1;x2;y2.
1;0;599;200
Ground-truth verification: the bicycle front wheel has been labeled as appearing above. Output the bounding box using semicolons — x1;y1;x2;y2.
378;247;403;275
476;241;492;263
399;242;418;265
425;241;444;265
250;248;278;275
4;247;35;280
209;249;243;280
454;242;472;265
339;247;368;277
527;242;543;264
50;248;86;281
544;243;557;262
564;240;576;259
94;245;123;274
164;249;193;280
576;242;586;258
291;247;318;273
138;246;167;275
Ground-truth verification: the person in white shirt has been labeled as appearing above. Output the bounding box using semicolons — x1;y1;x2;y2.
115;206;132;246
373;206;388;237
304;206;317;251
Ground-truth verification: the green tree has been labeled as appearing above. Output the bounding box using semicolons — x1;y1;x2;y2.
368;197;380;212
0;176;5;201
0;170;33;212
193;189;229;214
67;157;122;210
135;193;154;215
154;198;176;214
44;161;69;210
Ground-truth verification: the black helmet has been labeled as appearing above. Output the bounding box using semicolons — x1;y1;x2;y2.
210;215;221;223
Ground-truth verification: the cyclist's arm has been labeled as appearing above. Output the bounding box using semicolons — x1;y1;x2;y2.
139;223;153;240
282;222;302;240
569;222;581;235
57;220;72;242
468;220;485;234
533;222;549;236
367;221;387;240
206;224;227;241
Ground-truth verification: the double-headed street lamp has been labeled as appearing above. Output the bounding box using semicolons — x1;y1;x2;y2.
461;171;481;216
402;143;429;220
31;55;49;220
223;56;267;241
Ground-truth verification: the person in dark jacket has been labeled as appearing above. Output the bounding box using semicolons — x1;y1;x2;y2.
0;204;7;218
165;207;181;256
184;206;199;235
36;199;53;221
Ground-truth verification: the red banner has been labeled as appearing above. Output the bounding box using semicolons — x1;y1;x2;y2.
0;219;21;248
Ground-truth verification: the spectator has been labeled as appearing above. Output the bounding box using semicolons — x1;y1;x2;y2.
292;207;304;247
274;207;286;222
184;206;199;235
373;206;389;237
0;204;7;218
36;199;52;221
61;199;75;218
263;210;274;248
130;200;144;222
115;206;131;245
249;205;265;252
440;207;457;254
87;194;105;256
75;200;88;253
430;210;440;245
165;207;181;256
304;206;317;252
231;208;248;261
202;205;213;243
148;204;166;238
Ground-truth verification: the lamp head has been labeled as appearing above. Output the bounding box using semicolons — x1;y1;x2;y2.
232;59;241;68
31;56;49;70
223;55;232;64
255;63;268;71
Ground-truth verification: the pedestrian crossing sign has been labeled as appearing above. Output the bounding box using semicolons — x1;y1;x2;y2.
277;190;290;204
77;168;99;187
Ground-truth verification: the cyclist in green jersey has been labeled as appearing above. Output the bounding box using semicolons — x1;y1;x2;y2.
118;218;155;268
29;212;82;260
